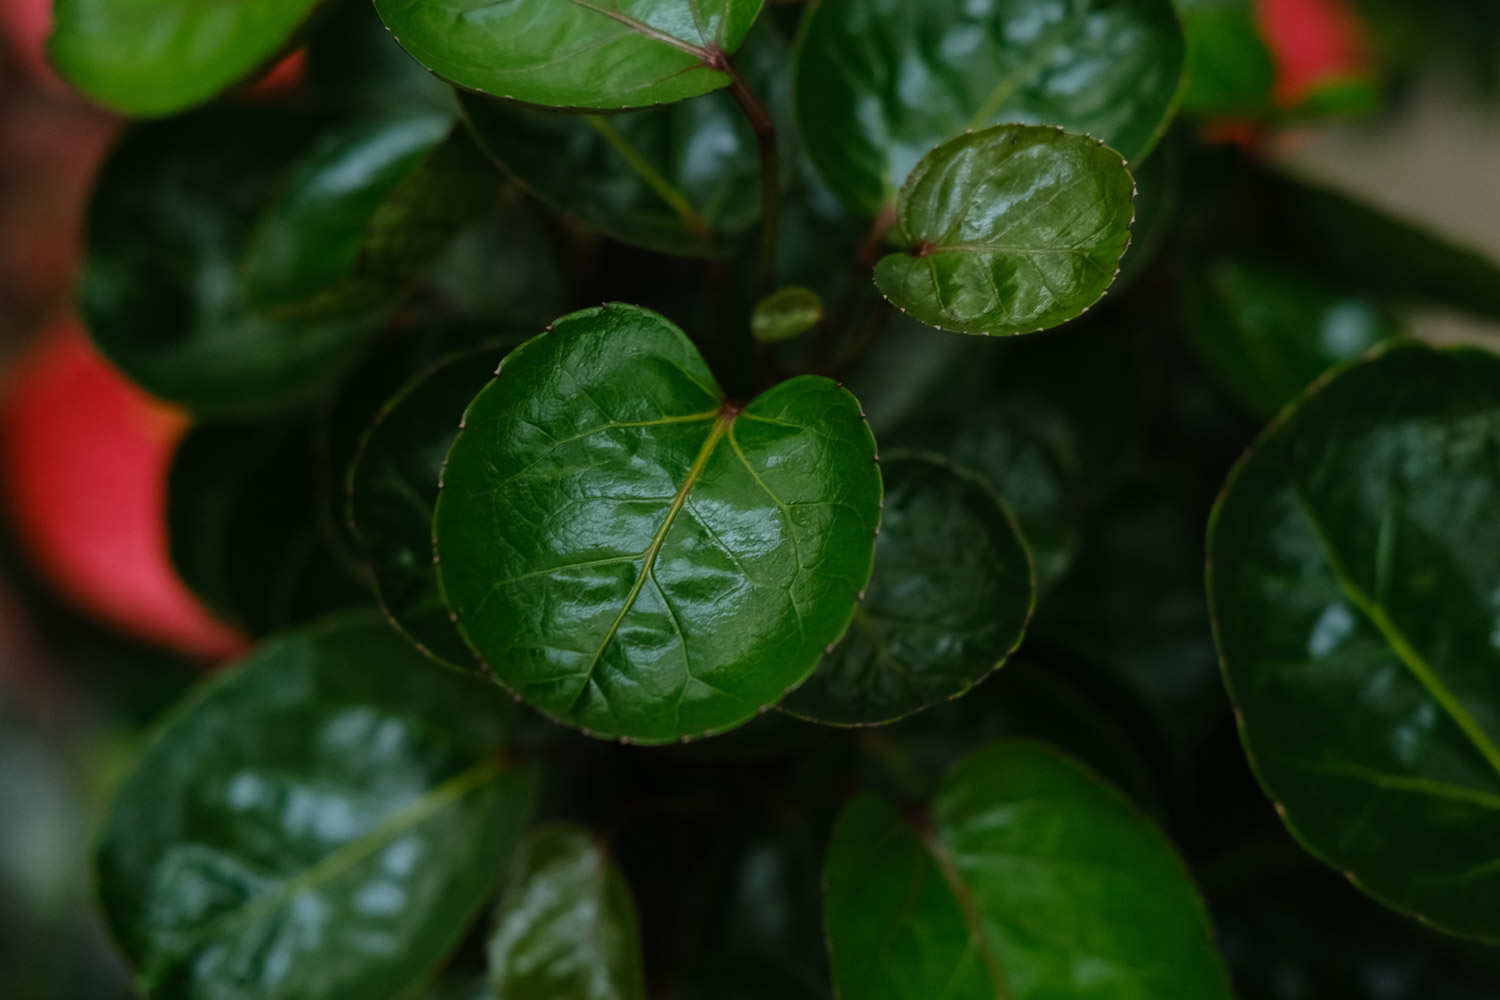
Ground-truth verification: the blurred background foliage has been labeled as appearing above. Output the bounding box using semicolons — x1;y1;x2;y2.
2;0;1500;996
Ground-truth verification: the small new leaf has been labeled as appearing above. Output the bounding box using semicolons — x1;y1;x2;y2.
752;287;823;343
874;126;1135;336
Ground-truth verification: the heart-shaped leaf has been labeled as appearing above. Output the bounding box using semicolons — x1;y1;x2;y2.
1182;256;1401;419
824;742;1233;999
375;0;765;111
94;614;540;998
348;347;502;669
434;304;882;744
1209;341;1500;942
486;826;646;1000
48;0;323;116
783;454;1034;726
243;118;495;320
873;126;1135;336
81;111;383;419
795;0;1184;216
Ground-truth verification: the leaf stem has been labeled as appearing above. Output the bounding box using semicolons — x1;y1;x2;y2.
719;50;781;295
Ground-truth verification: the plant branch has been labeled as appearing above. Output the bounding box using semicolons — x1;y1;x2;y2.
717;50;781;295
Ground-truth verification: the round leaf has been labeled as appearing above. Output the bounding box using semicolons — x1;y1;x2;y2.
783;454;1034;726
48;0;323;117
873;126;1135;336
1209;341;1500;942
487;826;646;1000
823;742;1233;999
795;0;1184;216
80;111;382;419
375;0;766;111
94;614;540;998
1182;256;1401;419
434;303;882;744
348;347;503;669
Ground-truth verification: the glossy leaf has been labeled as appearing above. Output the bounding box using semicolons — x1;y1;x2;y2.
169;422;365;635
486;826;646;1000
48;0;322;116
1173;0;1276;115
434;304;882;744
795;0;1185;216
751;287;822;343
375;0;766;111
95;614;540;998
243;117;495;319
1209;341;1500;942
348;347;502;669
1182;256;1401;418
81;111;381;419
783;454;1034;726
1257;168;1500;320
457;25;787;258
874;126;1135;336
823;742;1233;999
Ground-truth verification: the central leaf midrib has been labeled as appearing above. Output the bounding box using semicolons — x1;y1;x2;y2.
1289;484;1500;784
149;754;507;987
570;0;712;60
569;409;734;710
918;823;1015;1000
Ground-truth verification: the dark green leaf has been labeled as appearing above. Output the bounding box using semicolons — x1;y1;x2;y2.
95;614;540;998
457;25;788;258
486;826;645;1000
81;111;382;419
824;742;1232;999
752;287;822;343
434;304;882;744
1182;256;1401;419
348;347;503;669
375;0;765;111
1257;167;1500;320
169;422;365;635
783;454;1034;726
874;126;1135;336
1209;341;1500;942
795;0;1184;216
244;118;495;319
1173;0;1276;115
48;0;322;116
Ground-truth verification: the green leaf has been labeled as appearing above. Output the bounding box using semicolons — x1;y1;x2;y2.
486;826;646;1000
1182;256;1402;419
873;126;1135;336
375;0;766;111
169;422;366;635
783;454;1034;726
1208;341;1500;943
824;742;1232;999
457;25;788;259
752;287;823;343
795;0;1184;217
243;118;495;320
1173;0;1276;115
80;111;382;419
48;0;322;116
348;347;503;669
94;614;540;998
1257;168;1500;320
434;303;882;744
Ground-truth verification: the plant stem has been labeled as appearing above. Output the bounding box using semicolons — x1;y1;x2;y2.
721;55;781;296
